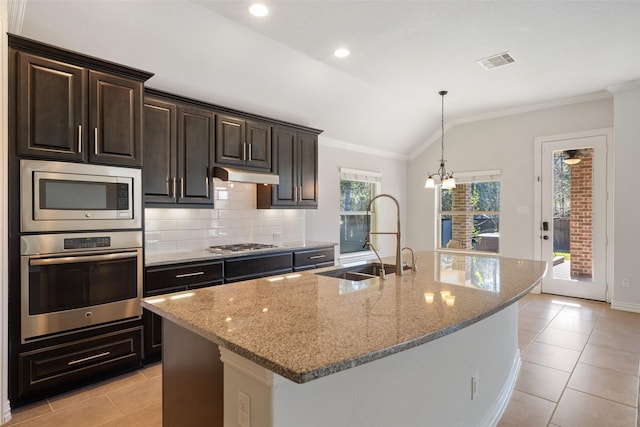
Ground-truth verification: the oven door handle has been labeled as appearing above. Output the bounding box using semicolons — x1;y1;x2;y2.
30;251;139;266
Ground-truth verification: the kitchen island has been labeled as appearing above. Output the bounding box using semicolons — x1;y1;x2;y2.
142;251;546;427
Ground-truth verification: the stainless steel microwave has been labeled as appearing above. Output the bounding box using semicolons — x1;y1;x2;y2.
21;159;142;232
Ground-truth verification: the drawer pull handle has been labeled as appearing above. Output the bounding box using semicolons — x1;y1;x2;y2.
68;351;111;366
78;125;82;153
309;255;326;260
175;271;205;278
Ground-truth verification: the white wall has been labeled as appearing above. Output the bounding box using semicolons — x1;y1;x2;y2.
306;138;408;260
407;97;613;261
612;83;640;310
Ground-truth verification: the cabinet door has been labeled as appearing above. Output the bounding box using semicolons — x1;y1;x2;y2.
143;97;177;204
270;126;297;206
15;52;87;161
143;309;163;361
177;105;215;205
215;115;245;166
89;71;143;166
297;131;319;207
245;120;271;170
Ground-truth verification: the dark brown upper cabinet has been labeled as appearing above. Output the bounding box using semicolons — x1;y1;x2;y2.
143;91;214;206
258;126;319;209
9;35;152;167
143;96;177;204
216;115;271;170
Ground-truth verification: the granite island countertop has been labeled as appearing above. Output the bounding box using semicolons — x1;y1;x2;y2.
142;251;546;384
145;240;336;267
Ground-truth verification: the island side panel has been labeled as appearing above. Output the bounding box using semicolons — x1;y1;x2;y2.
222;304;520;427
163;319;223;427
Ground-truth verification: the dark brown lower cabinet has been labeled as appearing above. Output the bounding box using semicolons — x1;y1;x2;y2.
163;319;223;427
224;252;293;283
293;247;335;271
18;327;142;398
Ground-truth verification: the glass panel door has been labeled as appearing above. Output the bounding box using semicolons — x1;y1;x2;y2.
540;135;607;300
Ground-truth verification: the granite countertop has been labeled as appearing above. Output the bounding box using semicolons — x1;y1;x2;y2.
145;240;336;267
142;251;546;384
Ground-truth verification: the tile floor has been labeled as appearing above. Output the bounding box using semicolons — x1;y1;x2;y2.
499;293;639;427
4;293;639;426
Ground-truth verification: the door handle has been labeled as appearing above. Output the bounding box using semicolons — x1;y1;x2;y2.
543;235;549;240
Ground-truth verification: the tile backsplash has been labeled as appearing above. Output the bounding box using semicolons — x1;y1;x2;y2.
145;181;305;254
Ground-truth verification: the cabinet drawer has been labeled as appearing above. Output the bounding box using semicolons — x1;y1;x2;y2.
293;247;335;268
145;261;223;294
19;327;142;395
225;252;292;282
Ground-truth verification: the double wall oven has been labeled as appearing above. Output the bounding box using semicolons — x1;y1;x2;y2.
20;160;143;343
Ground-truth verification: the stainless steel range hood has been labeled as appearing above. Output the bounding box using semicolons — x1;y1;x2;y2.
213;167;279;185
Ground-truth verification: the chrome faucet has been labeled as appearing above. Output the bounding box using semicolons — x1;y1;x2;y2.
402;247;418;272
365;194;403;276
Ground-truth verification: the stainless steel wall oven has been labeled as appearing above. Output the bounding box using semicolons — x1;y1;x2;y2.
20;231;143;343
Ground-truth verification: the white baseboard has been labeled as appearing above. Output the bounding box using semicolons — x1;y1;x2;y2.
480;350;521;427
2;399;12;425
611;300;640;313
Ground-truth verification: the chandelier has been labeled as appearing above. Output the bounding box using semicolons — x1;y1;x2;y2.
425;90;456;189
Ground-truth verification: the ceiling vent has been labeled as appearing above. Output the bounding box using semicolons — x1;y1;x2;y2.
476;52;516;70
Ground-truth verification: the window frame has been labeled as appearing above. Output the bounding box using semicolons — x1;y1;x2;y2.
339;168;382;259
436;170;501;254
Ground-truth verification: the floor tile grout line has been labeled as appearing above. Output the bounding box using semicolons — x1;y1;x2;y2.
541;297;640;425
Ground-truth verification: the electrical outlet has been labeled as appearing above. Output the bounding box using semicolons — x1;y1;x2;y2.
471;375;478;400
238;391;250;427
622;277;631;288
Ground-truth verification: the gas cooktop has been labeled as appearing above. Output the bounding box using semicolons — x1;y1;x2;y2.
208;243;278;254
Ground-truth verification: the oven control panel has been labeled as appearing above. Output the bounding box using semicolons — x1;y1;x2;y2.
64;236;111;250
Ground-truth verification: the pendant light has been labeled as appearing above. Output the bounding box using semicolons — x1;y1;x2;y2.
425;90;456;189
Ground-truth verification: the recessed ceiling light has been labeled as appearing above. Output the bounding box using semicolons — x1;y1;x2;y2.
248;3;269;17
334;48;350;58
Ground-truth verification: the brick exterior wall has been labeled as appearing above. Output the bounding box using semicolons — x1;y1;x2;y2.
569;148;593;278
451;183;473;249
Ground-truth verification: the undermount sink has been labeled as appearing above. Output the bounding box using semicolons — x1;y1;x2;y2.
316;263;396;281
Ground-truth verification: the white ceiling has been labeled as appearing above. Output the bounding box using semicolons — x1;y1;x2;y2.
17;0;640;158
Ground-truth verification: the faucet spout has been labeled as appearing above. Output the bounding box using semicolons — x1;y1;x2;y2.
401;247;418;272
366;194;403;276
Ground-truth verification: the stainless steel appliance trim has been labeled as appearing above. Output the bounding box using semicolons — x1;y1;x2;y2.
21;231;143;255
20;233;143;343
30;251;139;266
213;166;279;185
20;159;142;233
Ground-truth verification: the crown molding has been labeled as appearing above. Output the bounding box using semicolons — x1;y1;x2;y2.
409;91;612;161
319;136;409;161
607;79;640;93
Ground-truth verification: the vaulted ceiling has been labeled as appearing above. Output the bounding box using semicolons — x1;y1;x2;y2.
17;0;640;158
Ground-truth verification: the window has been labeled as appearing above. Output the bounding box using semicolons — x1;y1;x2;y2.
339;168;381;255
438;172;500;253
